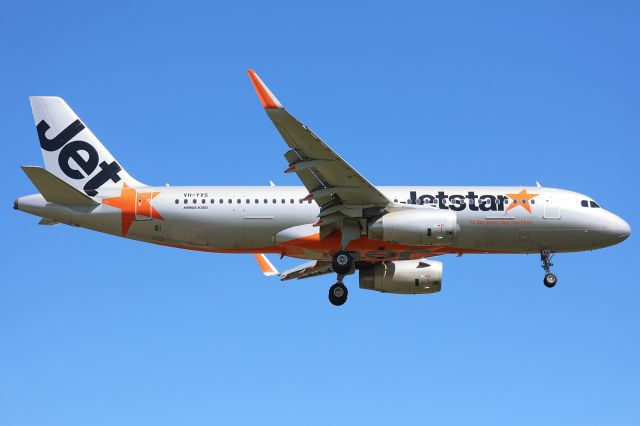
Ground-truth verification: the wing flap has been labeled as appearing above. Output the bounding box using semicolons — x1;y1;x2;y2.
280;260;333;281
254;253;334;281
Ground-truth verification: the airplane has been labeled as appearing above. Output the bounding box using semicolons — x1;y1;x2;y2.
14;70;631;306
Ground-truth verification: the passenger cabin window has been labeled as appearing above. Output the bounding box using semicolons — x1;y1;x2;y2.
581;200;588;207
210;199;214;204
264;199;268;204
590;201;600;208
183;199;188;204
175;199;179;204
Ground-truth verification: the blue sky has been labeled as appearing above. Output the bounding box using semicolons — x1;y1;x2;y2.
1;1;639;424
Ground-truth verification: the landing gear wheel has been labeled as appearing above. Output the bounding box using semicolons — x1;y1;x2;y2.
540;250;557;288
332;251;353;274
543;273;557;288
328;283;348;306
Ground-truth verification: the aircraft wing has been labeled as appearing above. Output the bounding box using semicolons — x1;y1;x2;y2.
255;254;334;281
247;70;391;238
279;260;334;281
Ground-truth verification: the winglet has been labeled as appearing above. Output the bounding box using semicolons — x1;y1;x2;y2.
255;254;280;277
247;70;283;109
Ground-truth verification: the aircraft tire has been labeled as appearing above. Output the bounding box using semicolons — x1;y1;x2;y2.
543;273;557;288
329;283;348;306
332;251;353;274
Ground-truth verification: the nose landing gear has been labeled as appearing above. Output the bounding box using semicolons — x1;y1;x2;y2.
543;273;557;288
541;249;557;288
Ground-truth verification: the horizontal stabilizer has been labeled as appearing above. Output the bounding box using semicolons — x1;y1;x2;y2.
21;166;99;207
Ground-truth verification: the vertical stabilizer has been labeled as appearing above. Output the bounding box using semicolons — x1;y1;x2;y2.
29;96;144;197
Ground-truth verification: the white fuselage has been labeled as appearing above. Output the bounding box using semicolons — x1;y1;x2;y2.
16;185;631;261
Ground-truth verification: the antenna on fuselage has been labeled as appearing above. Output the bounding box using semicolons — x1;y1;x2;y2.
536;181;542;188
269;180;276;187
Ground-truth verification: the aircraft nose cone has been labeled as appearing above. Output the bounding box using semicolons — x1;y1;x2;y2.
611;214;631;241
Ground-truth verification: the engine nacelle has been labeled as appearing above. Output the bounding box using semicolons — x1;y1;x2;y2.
368;209;457;246
359;259;443;294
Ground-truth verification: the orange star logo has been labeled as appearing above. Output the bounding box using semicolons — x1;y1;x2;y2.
102;183;163;235
505;189;539;213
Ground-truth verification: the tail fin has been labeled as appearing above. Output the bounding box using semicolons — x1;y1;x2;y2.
29;96;144;197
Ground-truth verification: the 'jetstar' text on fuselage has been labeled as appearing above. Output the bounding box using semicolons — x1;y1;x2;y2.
407;191;512;211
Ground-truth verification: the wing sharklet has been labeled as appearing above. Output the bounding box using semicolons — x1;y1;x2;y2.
254;254;280;277
247;70;283;109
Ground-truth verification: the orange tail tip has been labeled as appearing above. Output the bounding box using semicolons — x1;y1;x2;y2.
255;253;280;277
247;70;283;109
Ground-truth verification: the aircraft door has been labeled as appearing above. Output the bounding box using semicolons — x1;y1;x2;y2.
543;196;561;219
135;190;155;221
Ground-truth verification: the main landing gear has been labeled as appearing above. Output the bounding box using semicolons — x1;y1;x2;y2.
332;251;354;274
541;249;558;288
328;251;354;306
329;281;348;306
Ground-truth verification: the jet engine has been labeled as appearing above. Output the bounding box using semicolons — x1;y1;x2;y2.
368;209;457;245
359;259;443;294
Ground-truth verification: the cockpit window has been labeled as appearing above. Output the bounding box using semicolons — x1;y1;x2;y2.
581;200;588;207
590;201;600;208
